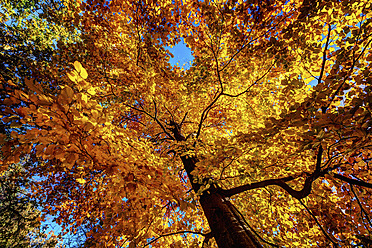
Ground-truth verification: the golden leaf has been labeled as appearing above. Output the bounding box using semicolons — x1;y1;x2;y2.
76;178;86;184
67;71;79;82
73;61;88;79
87;87;96;95
73;61;83;72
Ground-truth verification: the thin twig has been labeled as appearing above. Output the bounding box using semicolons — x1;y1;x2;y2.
221;60;276;98
298;199;339;246
143;230;208;247
318;24;332;85
350;185;372;232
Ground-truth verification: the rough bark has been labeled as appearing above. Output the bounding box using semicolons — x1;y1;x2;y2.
181;156;263;248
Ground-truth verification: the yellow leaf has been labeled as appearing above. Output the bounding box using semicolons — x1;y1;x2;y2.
91;109;99;119
74;61;88;79
38;94;53;105
333;101;341;106
80;93;88;104
7;80;16;86
67;71;79;82
80;67;88;79
84;121;95;131
87;87;96;95
76;178;86;184
355;160;366;169
65;153;78;168
45;144;56;155
74;61;83;72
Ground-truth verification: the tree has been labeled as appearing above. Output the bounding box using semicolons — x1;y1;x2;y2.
0;164;61;247
0;0;81;81
1;0;372;247
0;0;82;139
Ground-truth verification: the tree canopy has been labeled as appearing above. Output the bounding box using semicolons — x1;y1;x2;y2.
1;0;372;247
0;164;60;248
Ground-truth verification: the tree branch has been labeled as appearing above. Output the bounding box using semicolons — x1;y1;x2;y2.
221;144;331;199
325;37;372;112
221;60;276;98
350;185;372;230
202;232;214;248
315;145;323;172
219;14;288;72
143;230;210;247
122;101;175;140
298;199;339;246
318;24;332;86
221;175;309;199
221;163;329;200
333;173;372;189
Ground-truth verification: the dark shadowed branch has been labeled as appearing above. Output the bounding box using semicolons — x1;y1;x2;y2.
298;199;339;247
221;175;316;200
143;230;210;247
333;174;372;189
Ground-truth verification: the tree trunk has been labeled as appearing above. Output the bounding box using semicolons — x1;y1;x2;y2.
181;156;263;248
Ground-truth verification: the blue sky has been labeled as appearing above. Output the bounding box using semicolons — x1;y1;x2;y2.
166;39;194;68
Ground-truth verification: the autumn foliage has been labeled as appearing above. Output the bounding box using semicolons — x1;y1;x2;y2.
1;0;372;247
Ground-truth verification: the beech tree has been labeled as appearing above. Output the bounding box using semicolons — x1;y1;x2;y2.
0;164;61;247
1;0;372;247
0;0;81;82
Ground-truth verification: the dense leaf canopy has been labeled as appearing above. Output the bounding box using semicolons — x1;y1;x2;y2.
0;164;60;248
1;0;372;247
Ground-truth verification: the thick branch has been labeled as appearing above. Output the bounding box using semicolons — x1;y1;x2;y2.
226;169;372;201
333;173;372;189
316;145;323;171
202;232;214;248
229;200;281;248
223;142;326;199
221;175;315;200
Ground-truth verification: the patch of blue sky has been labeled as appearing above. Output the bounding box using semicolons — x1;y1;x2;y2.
165;38;194;69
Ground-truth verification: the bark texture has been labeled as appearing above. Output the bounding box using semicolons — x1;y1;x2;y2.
181;156;263;248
